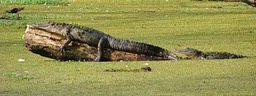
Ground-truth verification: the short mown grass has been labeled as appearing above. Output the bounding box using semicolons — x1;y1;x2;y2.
0;0;256;95
0;0;69;5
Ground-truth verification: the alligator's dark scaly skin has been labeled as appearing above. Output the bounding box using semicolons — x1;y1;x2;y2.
32;22;177;61
178;47;246;59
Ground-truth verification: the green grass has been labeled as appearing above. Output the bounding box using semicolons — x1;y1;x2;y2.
0;0;69;5
0;0;256;95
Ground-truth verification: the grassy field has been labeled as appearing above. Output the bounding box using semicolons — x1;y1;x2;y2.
0;0;256;95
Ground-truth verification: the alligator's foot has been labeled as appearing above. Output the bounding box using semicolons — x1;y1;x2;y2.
59;38;72;55
59;46;66;55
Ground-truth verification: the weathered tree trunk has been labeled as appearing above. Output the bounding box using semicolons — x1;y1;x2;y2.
224;0;255;4
224;0;243;2
224;0;255;7
245;0;256;7
23;25;168;61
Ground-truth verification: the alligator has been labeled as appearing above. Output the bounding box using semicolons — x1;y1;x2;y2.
178;47;247;59
32;22;177;61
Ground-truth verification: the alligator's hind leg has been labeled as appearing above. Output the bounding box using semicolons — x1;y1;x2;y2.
94;37;109;61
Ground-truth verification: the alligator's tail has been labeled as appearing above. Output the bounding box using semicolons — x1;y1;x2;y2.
108;37;177;60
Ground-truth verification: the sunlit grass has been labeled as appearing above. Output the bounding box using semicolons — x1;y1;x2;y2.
0;0;256;95
0;0;69;5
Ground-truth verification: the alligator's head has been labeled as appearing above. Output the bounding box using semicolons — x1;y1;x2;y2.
178;47;205;59
32;22;71;36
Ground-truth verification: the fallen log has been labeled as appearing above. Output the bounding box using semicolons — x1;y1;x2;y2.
23;25;169;61
224;0;255;7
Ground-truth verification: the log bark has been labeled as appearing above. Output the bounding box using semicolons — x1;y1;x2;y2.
224;0;255;5
23;25;168;61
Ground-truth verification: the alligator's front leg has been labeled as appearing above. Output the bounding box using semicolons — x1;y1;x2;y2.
59;37;72;54
94;37;109;61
